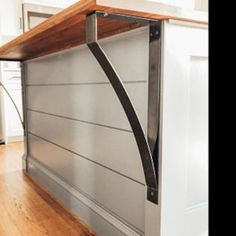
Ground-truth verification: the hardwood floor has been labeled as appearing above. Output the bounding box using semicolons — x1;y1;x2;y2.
0;142;96;236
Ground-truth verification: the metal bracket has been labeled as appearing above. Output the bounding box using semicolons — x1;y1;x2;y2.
86;12;161;204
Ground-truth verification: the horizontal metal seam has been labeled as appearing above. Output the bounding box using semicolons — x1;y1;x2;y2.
27;108;133;133
25;80;147;86
28;131;145;186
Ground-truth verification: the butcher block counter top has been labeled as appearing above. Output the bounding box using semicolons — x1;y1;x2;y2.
0;0;208;61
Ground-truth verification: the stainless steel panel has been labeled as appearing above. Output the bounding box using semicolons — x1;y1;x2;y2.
25;27;149;85
28;134;145;231
25;25;151;233
27;110;145;184
27;162;127;236
26;83;148;132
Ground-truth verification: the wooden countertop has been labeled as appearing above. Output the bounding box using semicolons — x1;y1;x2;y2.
0;0;208;61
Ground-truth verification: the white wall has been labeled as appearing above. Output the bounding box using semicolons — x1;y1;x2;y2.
0;0;22;36
148;0;208;10
148;0;195;9
22;0;78;8
195;0;208;11
159;21;208;236
23;0;208;11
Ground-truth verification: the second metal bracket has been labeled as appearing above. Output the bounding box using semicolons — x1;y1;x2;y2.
86;12;161;204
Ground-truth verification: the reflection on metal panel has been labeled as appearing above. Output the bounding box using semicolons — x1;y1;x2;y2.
26;26;151;233
29;133;145;231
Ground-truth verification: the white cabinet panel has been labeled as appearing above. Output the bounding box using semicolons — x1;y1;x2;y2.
5;88;23;138
1;66;23;142
186;56;208;209
0;89;5;142
158;21;208;236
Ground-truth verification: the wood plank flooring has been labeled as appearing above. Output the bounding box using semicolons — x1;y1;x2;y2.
0;142;96;236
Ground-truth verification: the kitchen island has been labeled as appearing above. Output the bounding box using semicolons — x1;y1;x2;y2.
0;1;208;236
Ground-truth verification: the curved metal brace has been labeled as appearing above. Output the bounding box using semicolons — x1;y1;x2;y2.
86;13;159;204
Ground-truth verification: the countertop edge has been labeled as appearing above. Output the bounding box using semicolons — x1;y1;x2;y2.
0;0;208;61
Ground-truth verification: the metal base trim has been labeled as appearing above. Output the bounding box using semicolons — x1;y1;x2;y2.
28;157;144;236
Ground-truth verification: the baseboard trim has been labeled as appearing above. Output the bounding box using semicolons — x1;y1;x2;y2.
28;158;143;236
